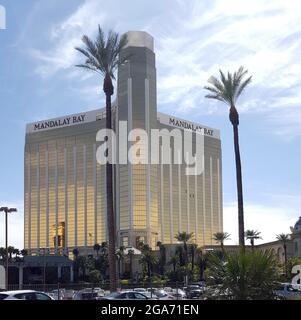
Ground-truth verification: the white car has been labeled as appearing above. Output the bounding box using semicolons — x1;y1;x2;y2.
133;288;147;293
0;290;54;300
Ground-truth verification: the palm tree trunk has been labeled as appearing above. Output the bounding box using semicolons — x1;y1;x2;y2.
251;239;254;252
284;244;288;278
221;242;225;255
104;74;117;292
232;124;245;249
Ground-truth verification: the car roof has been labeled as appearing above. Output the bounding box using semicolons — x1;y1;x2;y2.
2;290;37;295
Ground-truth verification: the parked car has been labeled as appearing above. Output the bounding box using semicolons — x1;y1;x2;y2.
133;288;147;293
73;289;98;300
0;290;54;300
98;291;150;300
171;288;186;299
275;283;301;300
153;289;174;300
185;285;203;299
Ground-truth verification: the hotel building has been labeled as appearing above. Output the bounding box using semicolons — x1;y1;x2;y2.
24;31;223;255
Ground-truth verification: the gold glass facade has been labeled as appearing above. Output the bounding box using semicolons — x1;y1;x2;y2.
24;116;108;255
24;31;222;254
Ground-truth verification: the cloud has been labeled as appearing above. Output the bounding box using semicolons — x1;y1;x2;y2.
223;201;298;245
28;0;108;78
28;0;301;137
0;201;24;250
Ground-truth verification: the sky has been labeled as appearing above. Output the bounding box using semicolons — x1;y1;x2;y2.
0;0;301;249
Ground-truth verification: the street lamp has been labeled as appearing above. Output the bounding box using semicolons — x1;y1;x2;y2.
0;207;17;290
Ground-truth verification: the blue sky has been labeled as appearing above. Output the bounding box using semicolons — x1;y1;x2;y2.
0;0;301;248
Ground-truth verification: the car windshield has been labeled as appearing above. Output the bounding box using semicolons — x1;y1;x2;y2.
108;292;122;298
154;291;167;298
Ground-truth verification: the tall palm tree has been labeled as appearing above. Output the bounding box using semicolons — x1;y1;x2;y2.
276;233;290;278
75;26;128;292
245;230;262;251
213;232;231;255
93;243;101;257
175;232;194;264
204;67;252;249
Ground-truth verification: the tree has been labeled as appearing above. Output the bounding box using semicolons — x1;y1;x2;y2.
189;244;198;271
156;241;166;275
245;230;262;251
206;250;279;300
116;246;125;279
75;26;128;292
0;247;6;260
139;244;158;280
89;269;101;288
205;67;252;249
213;232;231;255
76;256;87;280
127;249;135;282
72;248;79;259
7;246;14;260
168;254;179;273
175;232;194;264
93;243;101;257
276;233;290;278
20;249;28;257
13;248;20;259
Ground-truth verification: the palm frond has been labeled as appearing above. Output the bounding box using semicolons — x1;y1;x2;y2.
75;26;128;79
236;75;252;99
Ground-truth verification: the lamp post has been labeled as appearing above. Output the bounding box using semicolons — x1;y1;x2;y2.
0;207;17;290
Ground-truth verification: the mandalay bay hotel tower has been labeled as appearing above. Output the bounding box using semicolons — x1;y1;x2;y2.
24;31;223;256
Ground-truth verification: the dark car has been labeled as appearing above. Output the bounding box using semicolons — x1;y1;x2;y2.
98;291;150;300
185;285;203;299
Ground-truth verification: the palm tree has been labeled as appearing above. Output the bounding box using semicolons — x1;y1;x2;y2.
156;241;166;275
189;243;198;271
213;232;231;255
75;26;128;292
207;250;279;299
7;246;14;260
168;254;179;273
175;232;194;264
276;233;290;278
127;249;135;282
0;247;6;260
204;67;252;249
245;230;262;251
116;246;125;279
93;243;101;257
72;248;79;259
20;249;28;257
139;244;158;280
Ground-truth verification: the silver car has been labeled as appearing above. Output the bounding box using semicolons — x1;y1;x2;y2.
0;290;54;300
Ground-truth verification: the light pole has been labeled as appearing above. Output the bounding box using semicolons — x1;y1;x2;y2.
0;207;17;290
